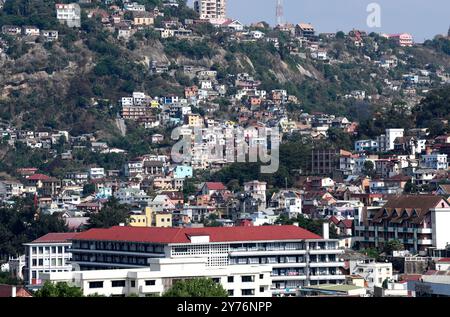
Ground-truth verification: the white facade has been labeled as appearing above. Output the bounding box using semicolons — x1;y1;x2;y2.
24;240;73;287
355;140;378;152
89;167;105;180
41;258;272;297
350;260;392;289
70;226;345;296
420;153;448;170
431;207;450;250
194;0;227;20
244;180;267;210
383;129;404;152
55;3;81;28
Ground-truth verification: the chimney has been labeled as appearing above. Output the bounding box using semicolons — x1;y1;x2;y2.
322;222;330;240
119;223;125;227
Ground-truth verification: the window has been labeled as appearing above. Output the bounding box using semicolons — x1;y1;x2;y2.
130;280;136;288
38;259;43;266
259;287;265;293
32;259;37;266
112;280;126;287
228;290;234;296
241;289;255;296
241;276;254;283
259;274;264;279
89;281;103;289
145;280;156;286
227;276;234;283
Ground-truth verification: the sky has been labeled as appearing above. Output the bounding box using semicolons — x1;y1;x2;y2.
188;0;450;42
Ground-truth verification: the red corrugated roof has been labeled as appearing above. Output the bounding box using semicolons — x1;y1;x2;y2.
72;225;322;244
437;258;450;263
27;173;51;181
30;233;79;244
341;219;353;229
205;182;227;190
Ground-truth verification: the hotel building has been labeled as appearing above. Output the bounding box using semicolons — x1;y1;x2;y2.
69;225;345;296
355;195;450;256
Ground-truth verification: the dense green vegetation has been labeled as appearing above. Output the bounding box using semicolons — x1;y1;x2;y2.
87;198;131;229
275;214;339;239
34;281;84;297
163;278;228;297
0;197;68;262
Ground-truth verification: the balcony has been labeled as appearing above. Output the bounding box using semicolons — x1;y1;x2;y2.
418;239;433;245
309;262;343;268
309;249;343;255
229;250;307;257
271;275;307;281
309;275;346;281
418;228;432;234
272;263;307;268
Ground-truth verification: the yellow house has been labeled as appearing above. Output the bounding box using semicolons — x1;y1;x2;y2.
129;208;172;228
152;213;172;228
129;207;152;227
133;12;154;26
187;114;203;128
150;100;160;108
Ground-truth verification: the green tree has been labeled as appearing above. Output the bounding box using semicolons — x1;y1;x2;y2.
83;183;96;196
383;239;404;255
163;278;228;297
34;281;83;297
362;160;376;178
87;198;131;229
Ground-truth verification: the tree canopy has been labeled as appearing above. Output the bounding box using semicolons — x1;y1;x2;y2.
34;281;84;297
163;278;228;297
87;197;131;229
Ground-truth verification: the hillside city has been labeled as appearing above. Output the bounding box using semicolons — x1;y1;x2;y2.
1;0;450;298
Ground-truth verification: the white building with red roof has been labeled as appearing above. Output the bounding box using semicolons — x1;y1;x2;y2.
69;225;345;296
23;233;78;287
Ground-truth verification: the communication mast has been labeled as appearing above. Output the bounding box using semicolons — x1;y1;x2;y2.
276;0;284;26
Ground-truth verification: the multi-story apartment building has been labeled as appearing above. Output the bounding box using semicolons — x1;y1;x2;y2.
295;23;316;40
420;153;448;170
311;148;343;176
55;3;81;28
69;225;345;296
387;33;414;47
376;129;404;152
244;180;267;210
355;195;450;255
41;257;272;297
23;233;78;287
194;0;227;20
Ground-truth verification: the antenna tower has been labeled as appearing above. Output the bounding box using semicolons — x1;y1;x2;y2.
276;0;284;26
